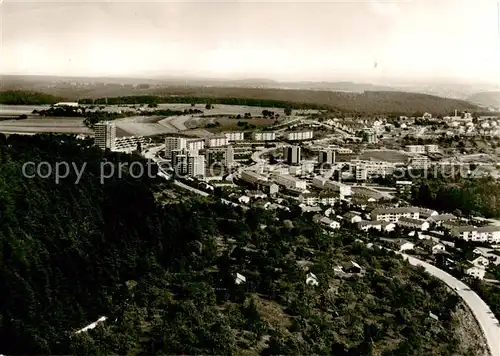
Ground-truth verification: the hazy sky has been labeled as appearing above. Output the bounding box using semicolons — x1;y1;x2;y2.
1;0;499;83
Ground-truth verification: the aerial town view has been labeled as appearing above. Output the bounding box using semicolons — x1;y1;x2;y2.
1;0;500;355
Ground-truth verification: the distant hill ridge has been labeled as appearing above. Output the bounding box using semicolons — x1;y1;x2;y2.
0;87;478;115
467;91;500;107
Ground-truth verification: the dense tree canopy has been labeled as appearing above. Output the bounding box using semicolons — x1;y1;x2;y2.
411;176;500;218
0;134;486;355
0;90;63;105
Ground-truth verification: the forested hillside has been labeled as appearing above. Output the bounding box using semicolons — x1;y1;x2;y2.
0;134;486;355
0;90;63;105
411;176;500;218
467;91;500;107
79;89;478;115
0;87;477;115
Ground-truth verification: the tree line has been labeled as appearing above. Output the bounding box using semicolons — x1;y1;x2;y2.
0;90;63;105
411;176;500;218
77;95;306;112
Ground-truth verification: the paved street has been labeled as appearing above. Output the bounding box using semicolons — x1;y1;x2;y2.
402;254;500;356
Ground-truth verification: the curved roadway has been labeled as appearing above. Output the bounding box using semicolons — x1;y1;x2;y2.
143;145;500;354
401;253;500;356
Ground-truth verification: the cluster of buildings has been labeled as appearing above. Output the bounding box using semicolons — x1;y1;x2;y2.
102;108;500;286
165;136;236;178
440;112;500;137
94;121;148;153
353;205;500;246
114;136;148;152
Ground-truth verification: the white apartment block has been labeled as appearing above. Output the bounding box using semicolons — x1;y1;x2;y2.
94;121;116;150
331;147;353;154
224;131;245;141
325;180;351;196
286;131;314;141
165;136;187;159
312;176;329;188
318;150;335;165
241;171;267;185
187;154;205;178
450;225;500;243
396;180;413;193
352;160;395;177
313;177;351;196
355;167;368;181
299;194;318;206
365;131;378;144
425;144;439;153
299;193;337;206
172;152;187;175
186;139;205;152
205;136;228;148
302;162;315;174
371;207;420;222
358;220;383;232
396;217;430;231
252;132;276;141
406;145;427;154
172;150;205;178
408;156;430;169
357;221;396;232
205;146;235;168
406;144;439;154
289;166;302;176
275;174;307;190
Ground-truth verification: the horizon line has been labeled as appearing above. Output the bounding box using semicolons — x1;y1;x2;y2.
2;72;499;87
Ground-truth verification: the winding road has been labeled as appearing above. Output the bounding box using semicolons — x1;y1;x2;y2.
401;254;500;356
143;144;500;355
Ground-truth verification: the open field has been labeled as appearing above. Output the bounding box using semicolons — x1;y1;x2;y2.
0;104;291;138
113;115;165;124
159;115;191;131
359;149;410;163
0;117;91;135
157;103;289;116
187;116;277;132
458;153;498;163
182;129;215;137
113;115;173;136
0;105;51;115
115;123;175;137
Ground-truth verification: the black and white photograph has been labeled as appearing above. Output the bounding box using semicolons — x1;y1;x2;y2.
0;0;500;355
